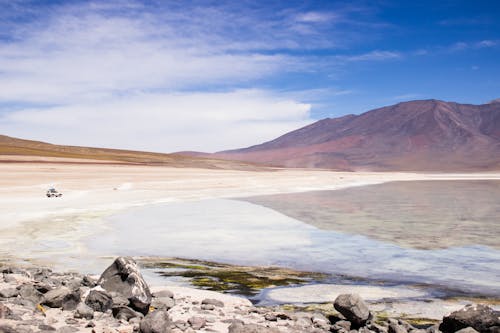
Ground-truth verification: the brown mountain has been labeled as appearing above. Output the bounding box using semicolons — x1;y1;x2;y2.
0;134;260;170
215;99;500;171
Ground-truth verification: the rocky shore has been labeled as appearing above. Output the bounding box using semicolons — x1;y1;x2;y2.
1;257;499;333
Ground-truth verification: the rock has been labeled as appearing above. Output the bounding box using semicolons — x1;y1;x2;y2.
57;326;79;333
74;302;94;319
98;257;152;315
334;294;371;327
228;322;280;333
188;316;206;330
17;284;43;304
109;292;130;307
201;303;215;311
151;297;175;310
0;288;19;298
201;298;224;307
61;291;80;311
0;304;12;319
85;289;113;312
333;320;352;332
264;313;278;321
369;323;389;333
455;328;479;333
426;324;441;333
112;306;144;321
440;304;500;333
42;287;79;309
139;310;171;333
389;324;408;333
39;324;56;331
0;325;17;333
82;275;97;287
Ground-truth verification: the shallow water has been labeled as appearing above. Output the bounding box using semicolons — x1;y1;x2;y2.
88;181;500;297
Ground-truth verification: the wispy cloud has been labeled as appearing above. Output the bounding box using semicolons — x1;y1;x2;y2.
0;0;397;151
342;50;402;62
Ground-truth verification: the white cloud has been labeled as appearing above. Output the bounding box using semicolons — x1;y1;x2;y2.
0;90;312;152
342;50;401;62
0;1;391;152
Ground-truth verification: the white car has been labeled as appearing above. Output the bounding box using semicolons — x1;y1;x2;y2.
46;188;62;198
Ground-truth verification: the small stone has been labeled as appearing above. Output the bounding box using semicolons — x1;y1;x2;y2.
86;321;96;328
151;297;175;310
57;326;79;333
389;324;408;333
82;275;97;287
0;325;17;333
455;328;479;333
264;313;278;321
0;288;19;298
112;305;144;321
201;304;216;311
38;324;56;331
0;304;13;319
65;318;79;325
201;298;224;307
139;310;171;333
75;302;94;319
188;316;206;330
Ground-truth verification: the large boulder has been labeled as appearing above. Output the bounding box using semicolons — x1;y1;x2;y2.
98;257;152;315
334;293;371;327
440;304;500;333
139;310;171;333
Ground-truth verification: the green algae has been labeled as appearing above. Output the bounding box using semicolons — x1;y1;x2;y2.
138;257;327;297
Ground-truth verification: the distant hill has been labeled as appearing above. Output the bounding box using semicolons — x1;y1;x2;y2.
214;99;500;171
0;135;260;170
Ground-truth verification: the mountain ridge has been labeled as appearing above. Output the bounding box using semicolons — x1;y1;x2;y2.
214;99;500;171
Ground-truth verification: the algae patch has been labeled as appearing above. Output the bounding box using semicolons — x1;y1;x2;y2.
138;257;327;297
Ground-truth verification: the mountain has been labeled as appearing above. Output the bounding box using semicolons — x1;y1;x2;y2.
214;99;500;171
0;134;260;170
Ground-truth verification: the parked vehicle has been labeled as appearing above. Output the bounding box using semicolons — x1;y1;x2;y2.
46;188;62;198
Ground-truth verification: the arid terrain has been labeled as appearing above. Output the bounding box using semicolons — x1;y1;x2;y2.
214;100;500;171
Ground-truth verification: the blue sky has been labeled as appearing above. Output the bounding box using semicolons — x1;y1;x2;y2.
0;0;498;152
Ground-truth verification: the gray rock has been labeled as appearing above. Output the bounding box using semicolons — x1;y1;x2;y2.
389;324;408;333
39;324;56;331
333;320;352;332
334;294;371;327
0;288;19;298
369;323;389;333
264;313;278;321
61;291;81;311
57;326;79;333
440;304;500;333
201;298;224;307
228;322;280;333
74;302;94;319
42;287;76;308
425;324;441;333
17;284;43;304
0;325;17;333
139;310;171;333
201;303;215;311
112;306;144;321
151;296;175;310
85;289;113;312
188;316;206;330
82;275;97;287
110;292;130;307
98;257;152;315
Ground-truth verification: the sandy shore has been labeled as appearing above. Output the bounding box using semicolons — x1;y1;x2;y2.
2;159;500;231
1;158;500;321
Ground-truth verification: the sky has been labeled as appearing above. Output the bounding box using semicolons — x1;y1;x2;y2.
0;0;499;152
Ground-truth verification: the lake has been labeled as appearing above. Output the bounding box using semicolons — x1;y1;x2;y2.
88;180;500;299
